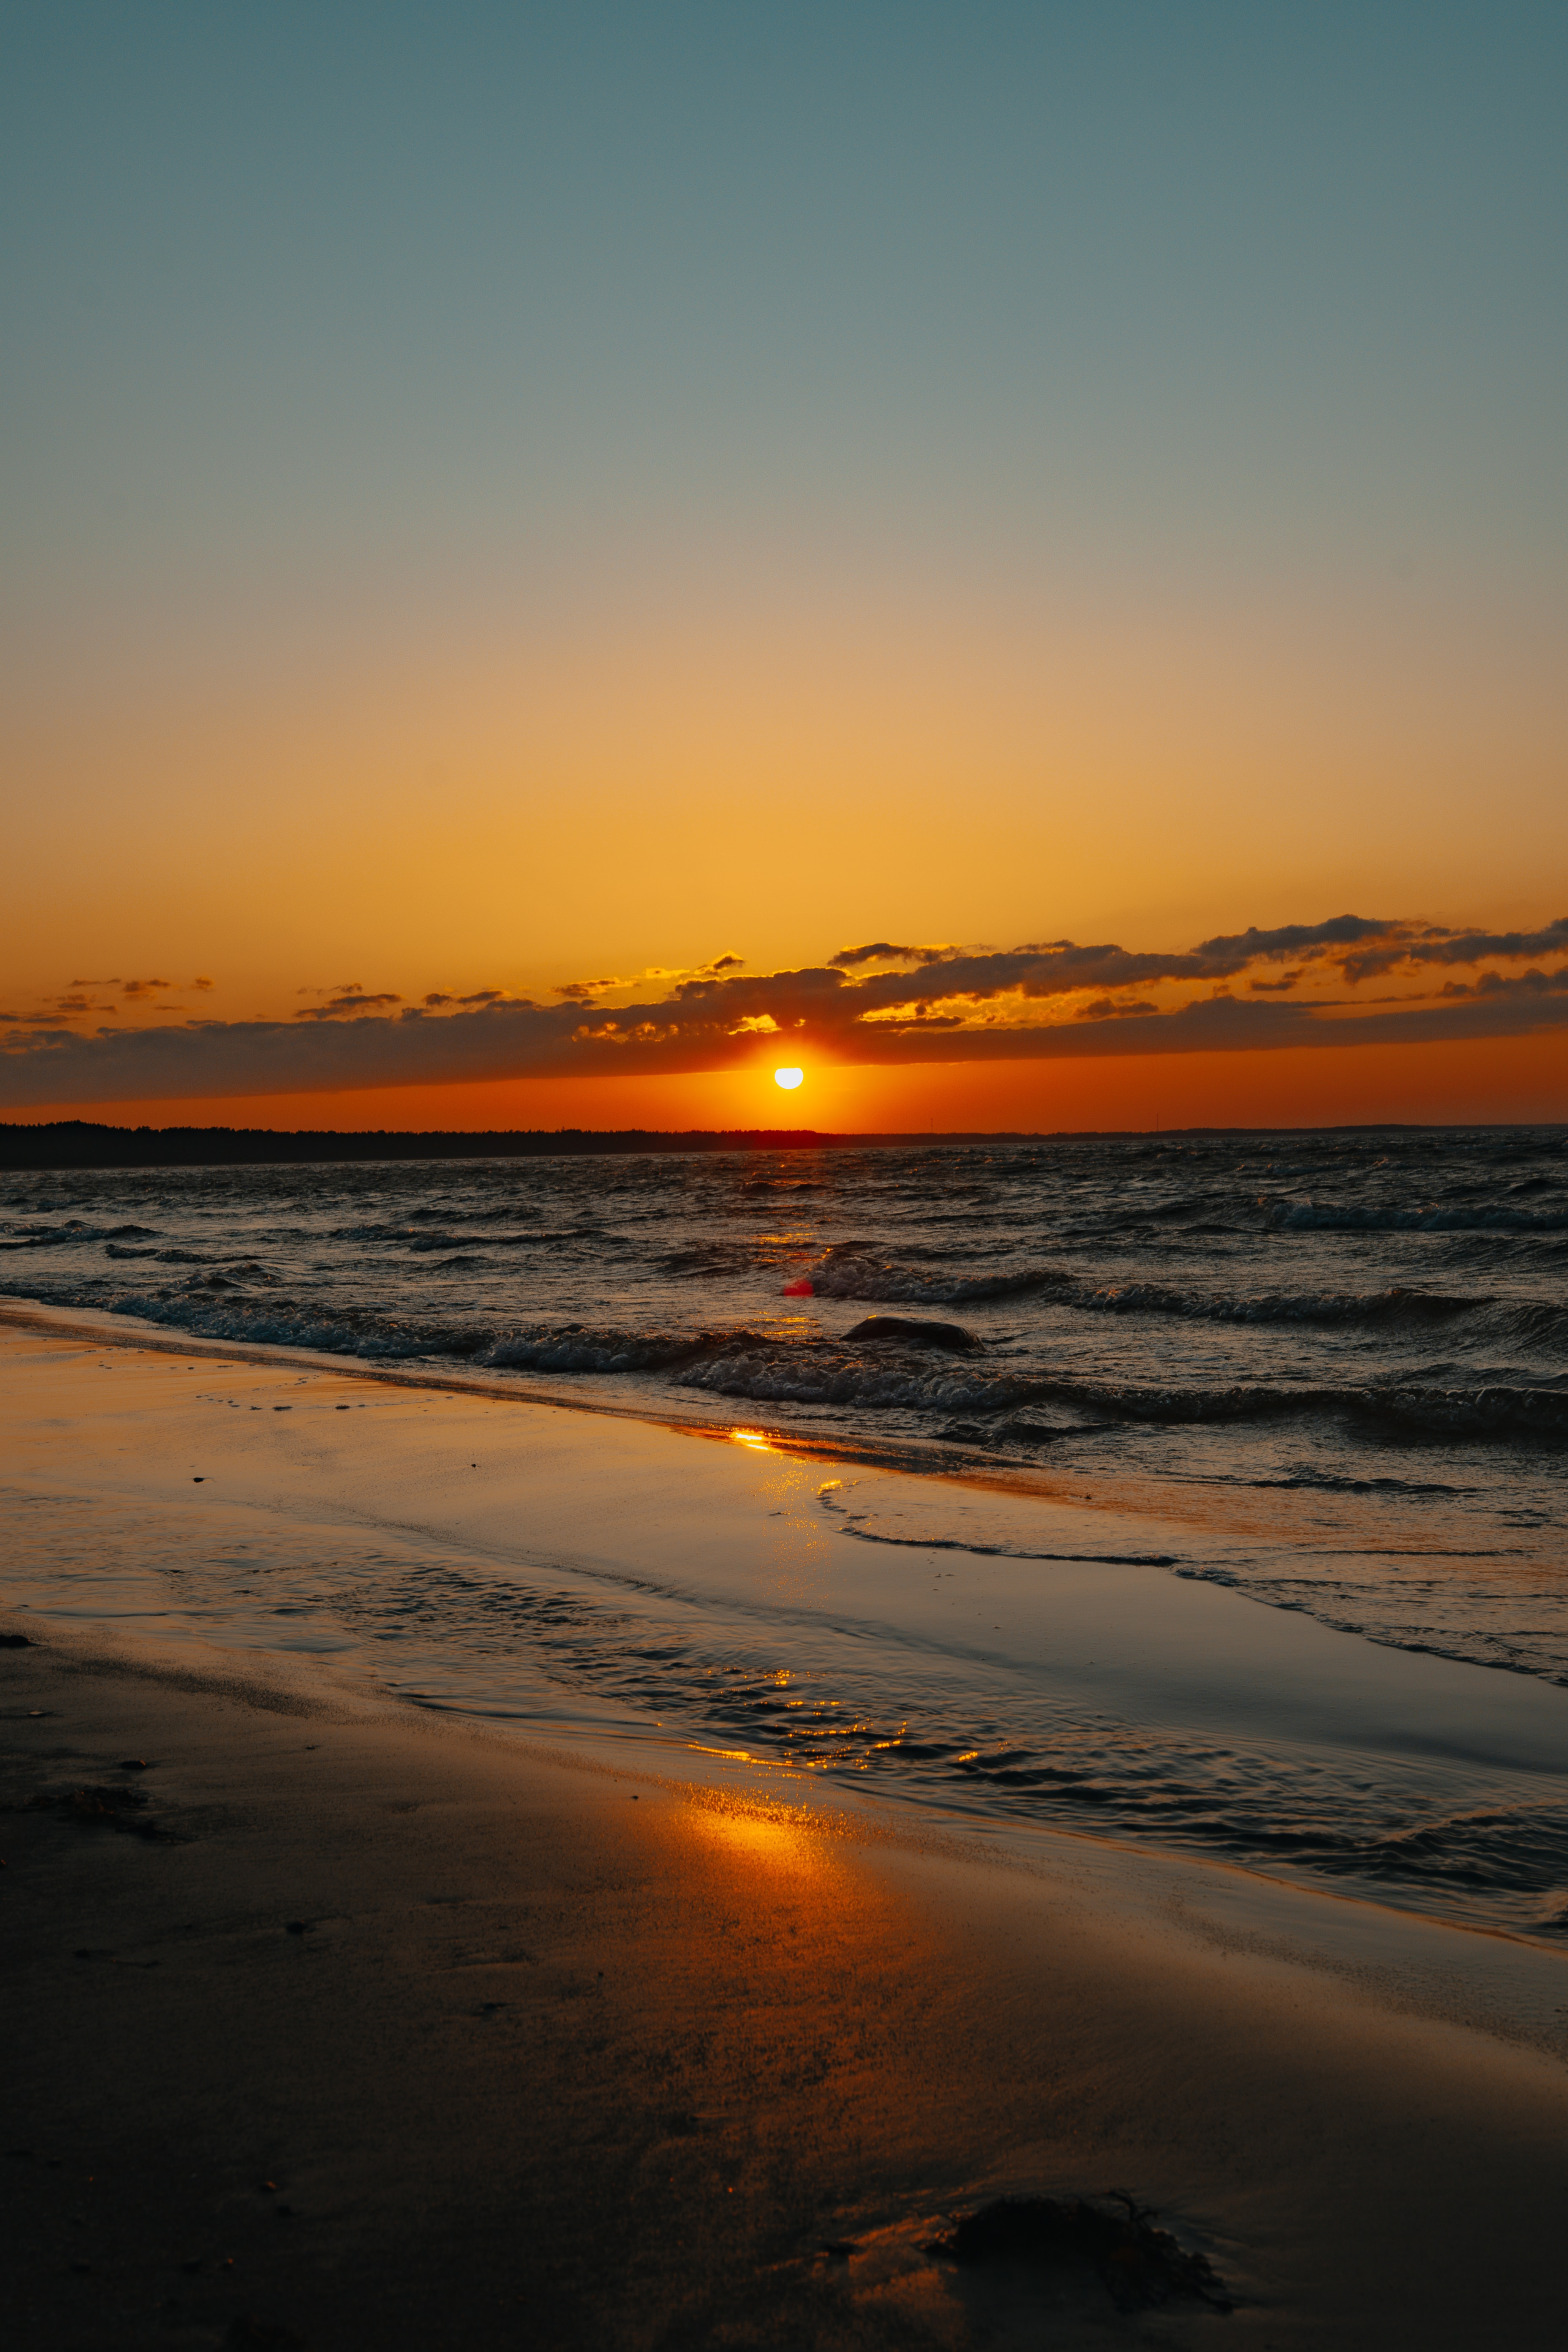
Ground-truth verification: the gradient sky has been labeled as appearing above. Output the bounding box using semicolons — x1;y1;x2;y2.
4;1;1565;1129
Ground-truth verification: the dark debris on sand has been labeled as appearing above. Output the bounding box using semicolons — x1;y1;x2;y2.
924;2193;1232;2314
30;1782;170;1839
226;2320;308;2351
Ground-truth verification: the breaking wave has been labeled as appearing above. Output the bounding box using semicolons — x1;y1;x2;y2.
7;1262;1568;1442
795;1248;1568;1352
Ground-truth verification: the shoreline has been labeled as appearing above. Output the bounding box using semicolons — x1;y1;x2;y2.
6;1311;1568;1946
0;1295;1026;1482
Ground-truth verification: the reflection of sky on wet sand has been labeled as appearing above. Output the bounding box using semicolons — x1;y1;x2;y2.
721;1426;845;1604
686;1799;839;1883
9;1329;1568;1941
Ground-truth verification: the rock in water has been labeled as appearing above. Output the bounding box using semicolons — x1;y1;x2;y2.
843;1315;979;1353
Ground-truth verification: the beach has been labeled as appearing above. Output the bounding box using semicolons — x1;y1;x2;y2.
5;1309;1568;2348
9;4;1566;2336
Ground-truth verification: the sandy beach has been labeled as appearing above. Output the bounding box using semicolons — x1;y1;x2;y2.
6;1308;1568;2350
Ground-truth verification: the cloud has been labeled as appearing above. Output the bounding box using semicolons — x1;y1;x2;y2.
556;954;745;1001
1192;912;1568;987
293;988;403;1021
554;977;622;1003
422;987;532;1009
1340;918;1568;982
5;911;1568;1109
1436;965;1568;1001
829;941;955;968
1194;915;1393;961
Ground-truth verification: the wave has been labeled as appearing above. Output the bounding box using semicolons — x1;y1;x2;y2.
683;1347;1568;1441
806;1245;1073;1305
1238;1472;1475;1495
0;1221;160;1250
331;1232;594;1251
1020;1375;1568;1442
1061;1279;1483;1328
106;1244;215;1264
799;1248;1534;1338
1072;1280;1568;1354
674;1346;1043;1414
1269;1200;1568;1232
8;1286;500;1360
486;1326;769;1375
661;1242;764;1277
8;1266;1568;1442
816;1487;1175;1567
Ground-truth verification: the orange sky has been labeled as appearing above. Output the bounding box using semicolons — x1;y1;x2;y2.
5;9;1566;1134
16;1032;1566;1138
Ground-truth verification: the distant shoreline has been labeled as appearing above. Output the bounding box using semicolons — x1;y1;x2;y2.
4;1116;1566;1169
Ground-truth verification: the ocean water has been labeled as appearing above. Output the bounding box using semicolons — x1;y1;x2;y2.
7;1129;1568;1935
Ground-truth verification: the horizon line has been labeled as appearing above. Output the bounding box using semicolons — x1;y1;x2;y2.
7;1116;1568;1143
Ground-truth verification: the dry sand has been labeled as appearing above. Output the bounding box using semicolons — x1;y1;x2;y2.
4;1308;1568;2350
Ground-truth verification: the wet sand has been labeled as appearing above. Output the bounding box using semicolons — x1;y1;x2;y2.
5;1310;1568;2348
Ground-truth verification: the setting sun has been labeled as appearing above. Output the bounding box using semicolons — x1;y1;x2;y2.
773;1067;804;1090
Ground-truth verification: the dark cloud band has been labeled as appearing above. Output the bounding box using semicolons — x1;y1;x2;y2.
4;914;1566;1107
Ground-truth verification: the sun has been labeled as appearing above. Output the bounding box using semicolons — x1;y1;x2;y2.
773;1066;804;1090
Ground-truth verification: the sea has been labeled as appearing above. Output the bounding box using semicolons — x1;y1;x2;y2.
6;1126;1568;1938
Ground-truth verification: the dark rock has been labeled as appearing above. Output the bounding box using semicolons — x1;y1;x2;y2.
924;2193;1231;2313
843;1316;979;1353
0;1632;33;1647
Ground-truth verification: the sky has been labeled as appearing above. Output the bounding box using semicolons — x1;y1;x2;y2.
3;1;1565;1132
